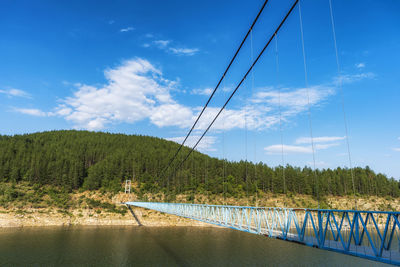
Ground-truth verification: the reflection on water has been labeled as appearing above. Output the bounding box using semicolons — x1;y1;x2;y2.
0;226;388;266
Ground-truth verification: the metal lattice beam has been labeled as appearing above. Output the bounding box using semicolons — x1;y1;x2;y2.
125;202;400;265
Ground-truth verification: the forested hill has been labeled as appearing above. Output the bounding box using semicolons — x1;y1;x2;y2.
0;130;399;198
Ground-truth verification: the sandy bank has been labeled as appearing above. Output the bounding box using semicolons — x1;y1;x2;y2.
0;206;212;228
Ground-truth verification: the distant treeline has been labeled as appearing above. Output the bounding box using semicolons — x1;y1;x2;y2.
0;130;398;198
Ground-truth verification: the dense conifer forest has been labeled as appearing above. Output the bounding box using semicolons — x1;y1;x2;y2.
0;130;399;199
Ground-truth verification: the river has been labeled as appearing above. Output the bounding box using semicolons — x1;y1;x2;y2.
0;226;387;266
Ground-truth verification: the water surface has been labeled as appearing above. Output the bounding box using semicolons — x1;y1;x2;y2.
0;226;387;266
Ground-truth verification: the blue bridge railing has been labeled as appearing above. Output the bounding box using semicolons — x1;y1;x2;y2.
125;202;400;265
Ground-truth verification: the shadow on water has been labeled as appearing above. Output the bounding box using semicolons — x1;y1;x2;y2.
127;205;188;267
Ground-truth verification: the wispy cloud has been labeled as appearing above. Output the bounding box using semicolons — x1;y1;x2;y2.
247;72;373;133
191;87;213;96
252;86;334;109
120;26;134;32
153;40;170;48
355;62;365;69
108;20;115;25
16;57;373;135
315;143;340;150
295;136;345;144
335;72;375;84
265;136;343;155
14;108;47;117
193;105;276;131
169;47;199;56
265;144;312;154
264;143;340;154
250;86;335;124
45;61;336;131
142;37;199;56
167;135;217;152
0;88;31;98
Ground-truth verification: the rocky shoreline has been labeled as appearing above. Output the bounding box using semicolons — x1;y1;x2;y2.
1;189;398;228
0;206;210;228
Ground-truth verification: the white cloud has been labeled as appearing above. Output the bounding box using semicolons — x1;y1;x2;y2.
143;38;199;56
48;57;282;131
252;86;334;112
194;105;276;131
265;135;343;155
51;63;335;131
167;135;217;152
264;143;339;155
14;108;47;117
251;71;372;133
250;86;334;127
169;47;199;56
120;27;134;32
222;86;233;93
53;58;181;130
315;142;340;150
335;72;375;84
0;88;31;98
191;88;213;96
17;57;369;136
393;148;400;152
150;103;194;128
153;40;170;48
295;136;345;144
355;63;365;69
19;57;371;134
265;144;312;154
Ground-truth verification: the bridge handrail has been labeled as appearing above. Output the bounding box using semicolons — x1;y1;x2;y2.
125;201;400;215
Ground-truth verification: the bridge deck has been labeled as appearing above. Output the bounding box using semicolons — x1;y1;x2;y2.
125;202;400;265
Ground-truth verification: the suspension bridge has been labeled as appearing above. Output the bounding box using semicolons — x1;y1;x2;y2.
125;0;400;265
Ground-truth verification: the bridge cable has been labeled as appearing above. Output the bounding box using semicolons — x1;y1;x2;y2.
189;153;191;200
191;152;194;203
194;152;197;203
274;32;287;205
222;77;226;205
328;0;357;209
245;33;249;207
250;29;258;207
158;0;271;179
298;0;319;207
167;0;300;186
205;155;208;203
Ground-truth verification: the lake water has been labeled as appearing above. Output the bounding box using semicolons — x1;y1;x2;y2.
0;226;387;266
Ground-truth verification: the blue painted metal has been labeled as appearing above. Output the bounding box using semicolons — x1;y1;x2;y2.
125;202;400;265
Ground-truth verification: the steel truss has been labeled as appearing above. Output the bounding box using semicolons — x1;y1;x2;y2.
125;202;400;265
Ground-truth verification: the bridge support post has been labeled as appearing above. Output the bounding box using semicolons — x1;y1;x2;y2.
318;210;323;247
355;212;360;245
126;205;143;226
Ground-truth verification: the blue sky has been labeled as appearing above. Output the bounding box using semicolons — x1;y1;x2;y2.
1;0;399;178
